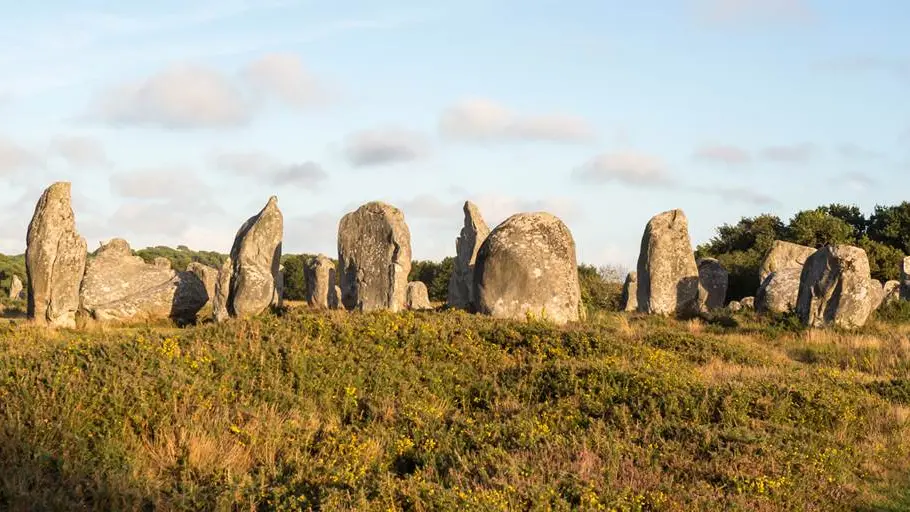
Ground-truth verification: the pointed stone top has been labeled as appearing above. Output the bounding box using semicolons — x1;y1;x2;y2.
43;181;73;199
266;196;279;208
99;238;132;255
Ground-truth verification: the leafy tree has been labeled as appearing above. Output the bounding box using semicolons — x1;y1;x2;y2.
409;258;454;302
868;202;910;254
0;253;26;298
281;254;310;301
135;245;226;271
578;264;622;312
785;209;855;248
817;204;867;237
857;236;904;282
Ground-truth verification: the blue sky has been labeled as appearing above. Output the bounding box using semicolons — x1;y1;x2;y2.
0;0;907;269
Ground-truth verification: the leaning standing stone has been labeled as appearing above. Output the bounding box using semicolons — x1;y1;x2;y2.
635;209;700;317
337;201;412;312
474;212;581;324
407;281;432;310
26;182;87;328
447;201;490;310
228;196;283;318
797;245;875;328
8;275;23;300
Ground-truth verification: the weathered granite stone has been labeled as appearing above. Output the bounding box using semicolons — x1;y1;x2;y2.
9;275;23;300
635;209;700;317
727;300;743;312
26;182;87;328
797;245;874;328
407;281;432;310
741;297;755;309
227;196;283;318
447;201;490;310
338;201;412;312
213;258;232;322
186;262;218;303
756;268;802;314
80;238;207;323
868;279;885;311
883;280;901;305
622;272;638;312
305;255;337;309
901;256;910;300
474;212;581;324
759;241;816;285
697;258;728;310
332;285;342;310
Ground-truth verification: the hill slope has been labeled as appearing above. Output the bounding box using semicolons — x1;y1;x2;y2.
0;310;908;510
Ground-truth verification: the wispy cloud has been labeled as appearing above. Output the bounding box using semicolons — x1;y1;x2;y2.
572;151;671;186
759;143;815;163
694;144;751;166
439;98;594;144
49;135;111;168
210;150;327;188
0;137;42;174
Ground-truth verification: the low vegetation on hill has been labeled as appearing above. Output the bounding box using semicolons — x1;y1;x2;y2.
1;307;909;510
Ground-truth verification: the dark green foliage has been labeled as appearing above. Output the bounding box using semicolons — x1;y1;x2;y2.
0;254;26;297
858;237;904;281
874;300;910;324
868;202;910;254
280;253;319;301
408;258;454;302
785;209;856;248
577;264;622;314
134;246;226;272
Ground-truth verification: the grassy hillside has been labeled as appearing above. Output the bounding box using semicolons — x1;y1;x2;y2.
0;309;909;510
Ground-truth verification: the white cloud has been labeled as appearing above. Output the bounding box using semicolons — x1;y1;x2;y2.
271;162;327;187
694;144;751;166
49;135;111;168
343;128;430;167
110;168;211;200
439;98;594;143
242;53;327;107
88;64;252;128
573;151;671;186
837;143;883;161
0;138;42;174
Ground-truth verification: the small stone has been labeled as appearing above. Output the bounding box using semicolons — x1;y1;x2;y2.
406;281;432;310
622;272;638;312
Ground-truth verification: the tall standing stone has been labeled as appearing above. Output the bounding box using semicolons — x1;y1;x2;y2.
759;241;816;285
337;202;412;312
407;281;432;310
227;196;283;318
447;201;490;310
635;209;700;317
305;255;337;309
622;272;638;312
8;275;23;300
797;245;875;328
26;182;87;328
474;212;581;324
697;258;728;310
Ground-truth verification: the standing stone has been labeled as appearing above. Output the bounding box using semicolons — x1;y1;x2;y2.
759;241;816;285
187;262;219;303
727;300;743;312
305;255;337;309
622;272;638;312
8;275;23;300
697;258;728;310
26;182;87;328
797;245;875;328
80;238;207;323
883;280;901;305
337;202;412;312
474;212;581;324
741;297;755;309
868;279;885;312
901;256;910;300
332;285;342;310
756;268;802;314
447;201;490;310
227;196;283;318
213;258;232;322
406;281;432;310
635;209;700;317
